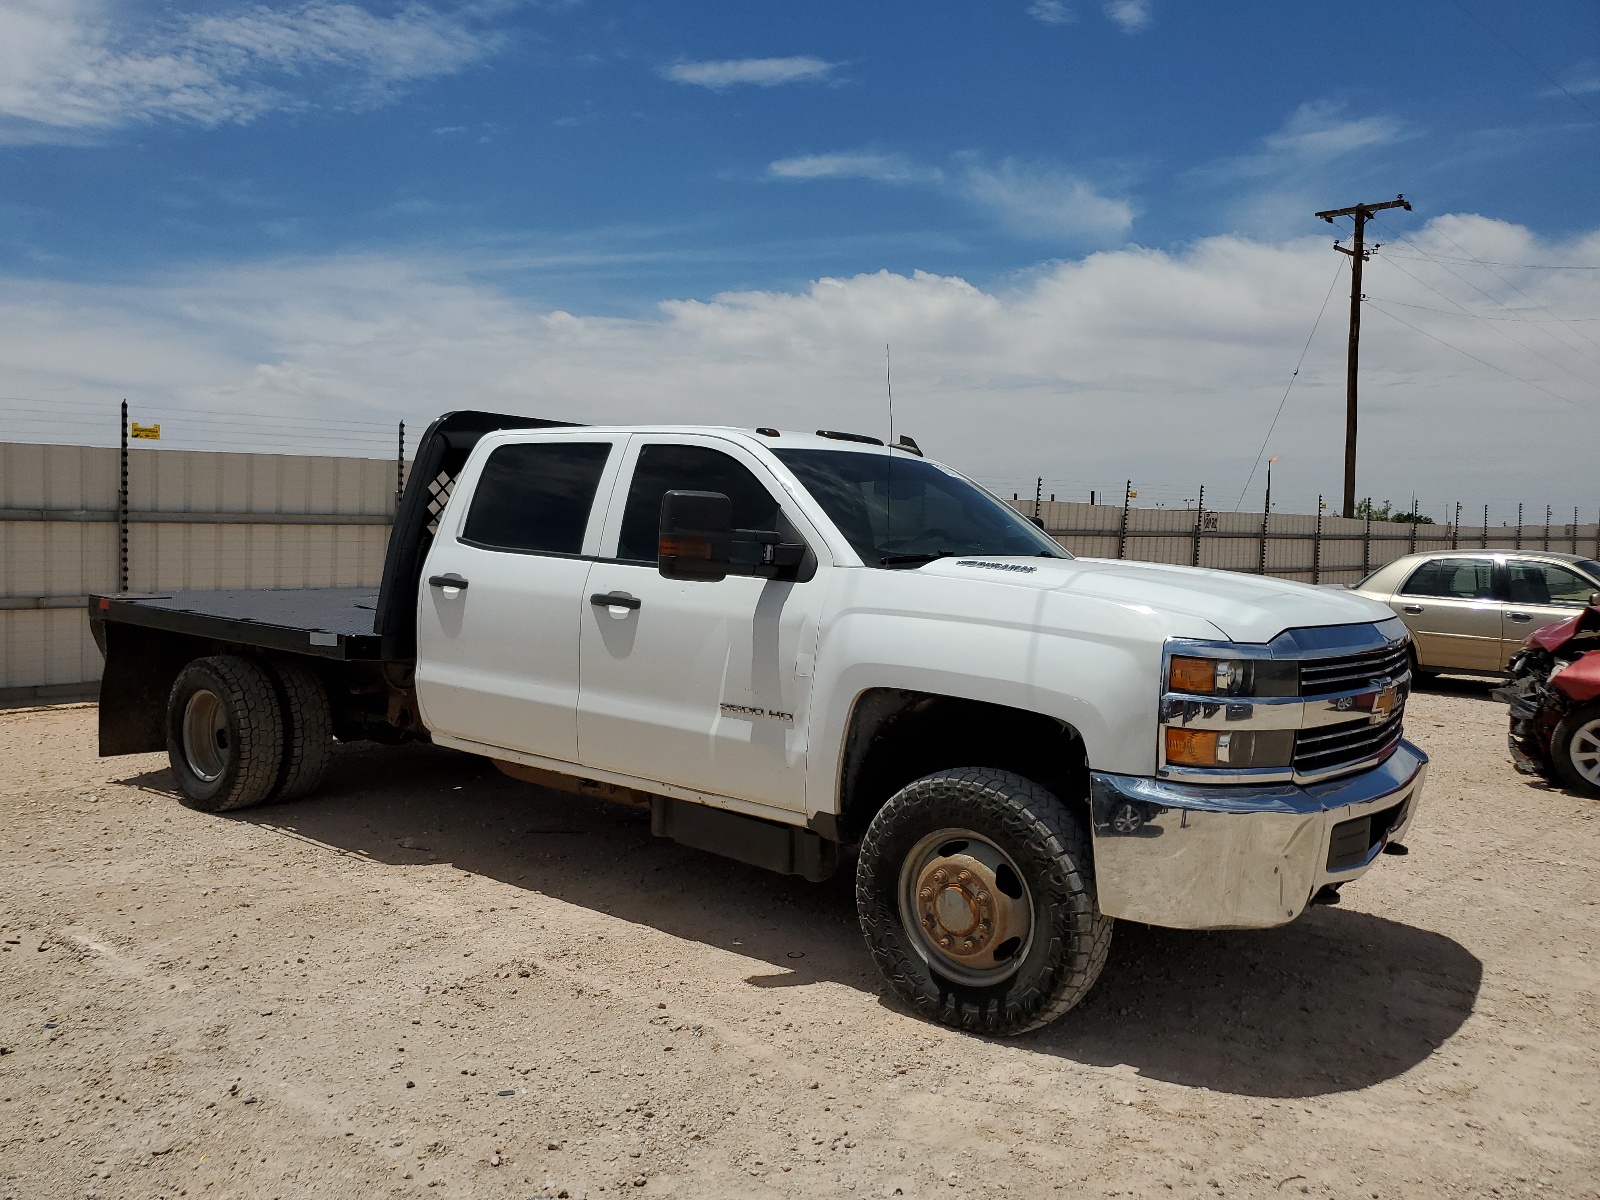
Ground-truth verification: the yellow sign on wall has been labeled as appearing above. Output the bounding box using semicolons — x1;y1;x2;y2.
130;422;161;440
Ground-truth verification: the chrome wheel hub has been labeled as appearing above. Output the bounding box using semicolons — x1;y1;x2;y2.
1571;718;1600;787
898;829;1034;986
181;689;230;783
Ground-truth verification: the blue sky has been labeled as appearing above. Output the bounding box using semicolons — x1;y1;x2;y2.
2;0;1598;514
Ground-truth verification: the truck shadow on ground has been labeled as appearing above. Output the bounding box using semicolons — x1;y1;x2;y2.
120;738;1481;1101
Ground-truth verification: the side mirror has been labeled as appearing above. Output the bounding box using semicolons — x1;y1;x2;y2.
659;490;733;581
1030;515;1046;530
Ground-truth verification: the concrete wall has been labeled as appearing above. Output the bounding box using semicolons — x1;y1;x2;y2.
1012;499;1600;584
1;442;397;703
3;439;1596;701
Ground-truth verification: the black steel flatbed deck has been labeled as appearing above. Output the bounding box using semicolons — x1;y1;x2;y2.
91;588;385;660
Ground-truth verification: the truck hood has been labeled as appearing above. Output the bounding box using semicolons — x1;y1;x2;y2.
918;556;1397;644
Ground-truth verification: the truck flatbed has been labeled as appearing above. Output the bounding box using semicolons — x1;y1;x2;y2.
92;588;384;660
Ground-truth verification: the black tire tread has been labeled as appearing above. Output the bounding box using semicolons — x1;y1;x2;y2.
271;659;333;802
168;656;284;812
856;767;1112;1036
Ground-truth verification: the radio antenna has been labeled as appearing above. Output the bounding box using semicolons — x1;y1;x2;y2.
886;343;893;448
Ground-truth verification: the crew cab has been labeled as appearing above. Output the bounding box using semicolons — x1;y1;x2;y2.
90;411;1427;1035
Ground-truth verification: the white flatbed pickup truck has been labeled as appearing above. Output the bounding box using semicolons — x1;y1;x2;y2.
91;410;1427;1034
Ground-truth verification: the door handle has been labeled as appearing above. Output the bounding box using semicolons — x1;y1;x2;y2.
428;574;468;590
1507;612;1532;622
1401;604;1423;615
590;592;642;610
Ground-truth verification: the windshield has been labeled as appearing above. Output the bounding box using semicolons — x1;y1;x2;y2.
773;448;1070;567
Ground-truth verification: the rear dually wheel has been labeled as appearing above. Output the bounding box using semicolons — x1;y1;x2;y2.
166;656;284;812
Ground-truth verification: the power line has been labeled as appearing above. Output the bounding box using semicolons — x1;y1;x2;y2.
1371;246;1600;382
1366;301;1597;416
1380;251;1600;270
1373;215;1600;357
1365;297;1600;322
1443;0;1600;126
0;394;401;430
1234;259;1345;512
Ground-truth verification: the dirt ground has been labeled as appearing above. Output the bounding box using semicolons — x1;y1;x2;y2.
1;682;1597;1200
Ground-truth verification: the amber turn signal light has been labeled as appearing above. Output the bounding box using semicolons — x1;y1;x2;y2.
658;536;713;560
1164;727;1219;767
1168;655;1219;694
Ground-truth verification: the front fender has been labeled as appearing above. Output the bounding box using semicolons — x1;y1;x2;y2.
803;571;1213;817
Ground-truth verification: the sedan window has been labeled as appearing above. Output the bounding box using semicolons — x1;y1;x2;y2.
1507;561;1598;607
1399;559;1495;600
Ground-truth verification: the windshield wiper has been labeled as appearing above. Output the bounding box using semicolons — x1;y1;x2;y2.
878;550;955;567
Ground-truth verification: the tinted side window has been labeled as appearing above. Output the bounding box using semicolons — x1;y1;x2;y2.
461;441;612;555
1508;561;1596;606
617;444;780;563
1400;559;1494;600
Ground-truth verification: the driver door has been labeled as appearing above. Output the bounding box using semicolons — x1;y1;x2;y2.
577;436;825;812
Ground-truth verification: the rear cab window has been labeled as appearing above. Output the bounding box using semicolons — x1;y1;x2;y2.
460;440;614;556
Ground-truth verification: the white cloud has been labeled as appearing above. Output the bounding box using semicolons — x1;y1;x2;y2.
1027;2;1076;26
1195;101;1413;238
767;153;940;184
767;150;1134;242
1102;0;1151;32
0;0;502;144
960;159;1135;239
5;216;1594;511
662;56;838;89
1263;100;1406;160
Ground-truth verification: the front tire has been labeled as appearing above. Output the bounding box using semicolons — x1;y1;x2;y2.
1551;702;1600;798
166;656;285;812
856;768;1112;1036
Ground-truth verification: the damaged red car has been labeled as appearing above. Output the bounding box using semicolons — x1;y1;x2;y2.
1494;599;1600;797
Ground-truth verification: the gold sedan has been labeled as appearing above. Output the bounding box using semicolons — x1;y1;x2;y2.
1349;551;1600;676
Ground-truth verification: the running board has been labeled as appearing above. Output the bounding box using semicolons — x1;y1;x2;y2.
650;796;839;882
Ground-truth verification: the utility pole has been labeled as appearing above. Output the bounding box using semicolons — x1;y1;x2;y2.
1314;194;1412;518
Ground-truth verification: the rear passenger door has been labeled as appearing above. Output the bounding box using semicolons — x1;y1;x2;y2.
1392;557;1503;672
416;435;620;763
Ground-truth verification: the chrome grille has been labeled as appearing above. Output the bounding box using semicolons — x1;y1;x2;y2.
1298;643;1410;697
1294;711;1405;777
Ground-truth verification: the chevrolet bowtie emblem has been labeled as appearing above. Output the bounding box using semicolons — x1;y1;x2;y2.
1370;684;1399;724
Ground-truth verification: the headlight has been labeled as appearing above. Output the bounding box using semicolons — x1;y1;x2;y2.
1164;727;1294;769
1166;655;1296;698
1164;727;1220;766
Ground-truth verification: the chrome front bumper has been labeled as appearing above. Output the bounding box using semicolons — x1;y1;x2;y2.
1089;741;1428;930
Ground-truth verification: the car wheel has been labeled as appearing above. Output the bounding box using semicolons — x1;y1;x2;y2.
856;767;1112;1036
1550;702;1600;798
1409;646;1439;684
269;659;333;802
166;656;285;812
